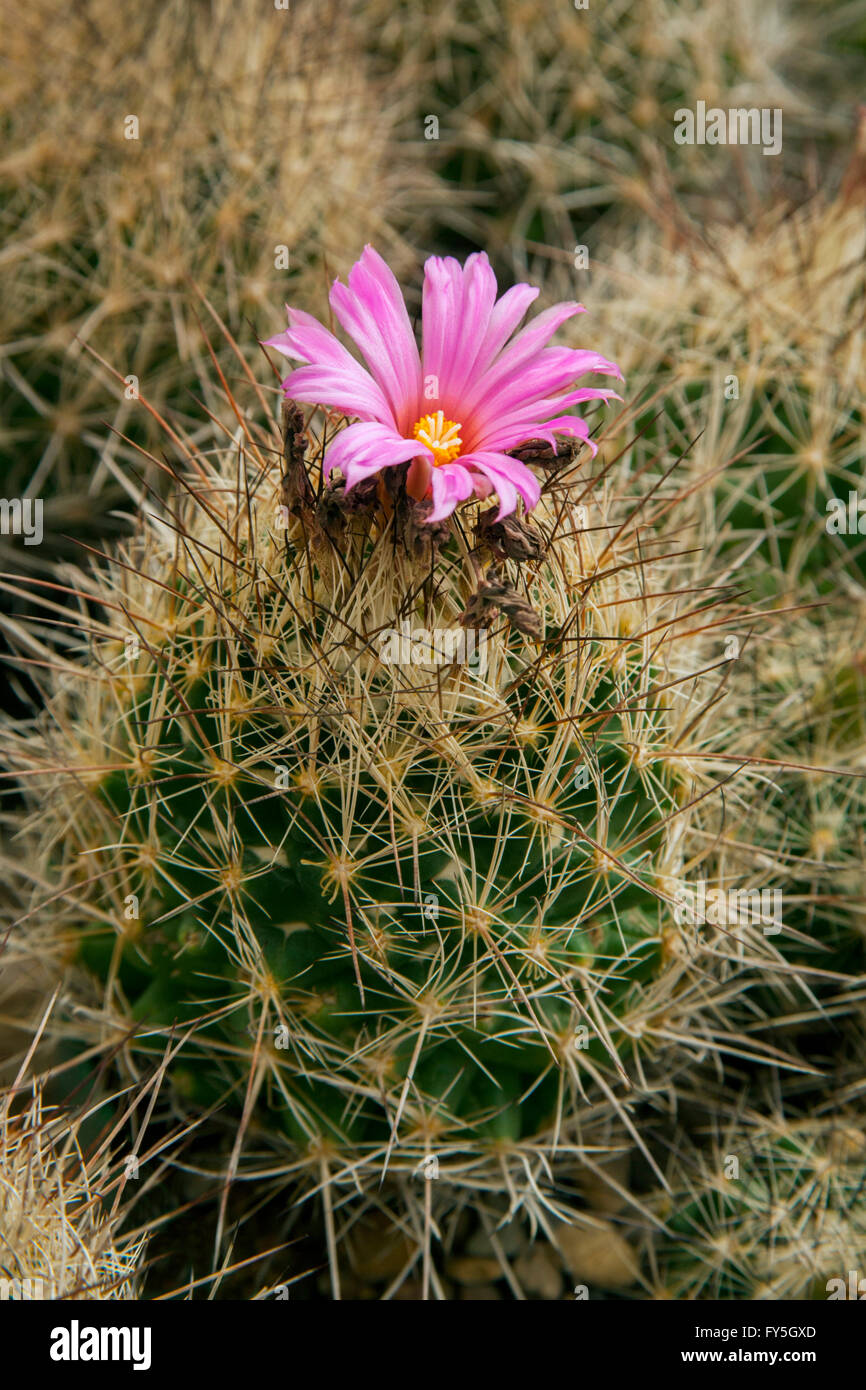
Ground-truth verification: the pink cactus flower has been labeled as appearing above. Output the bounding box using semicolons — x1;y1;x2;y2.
265;247;622;523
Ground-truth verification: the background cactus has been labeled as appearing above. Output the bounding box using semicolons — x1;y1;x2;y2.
365;0;866;280
549;150;866;595
549;154;866;1302
642;1099;866;1300
560;156;866;975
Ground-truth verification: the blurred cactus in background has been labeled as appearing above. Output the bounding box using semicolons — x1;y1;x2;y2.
556;145;866;987
644;1101;866;1299
553;137;866;595
365;0;866;278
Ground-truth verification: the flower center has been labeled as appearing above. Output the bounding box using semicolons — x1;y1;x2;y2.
412;410;463;467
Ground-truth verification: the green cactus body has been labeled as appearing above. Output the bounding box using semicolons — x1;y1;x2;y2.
12;396;779;1192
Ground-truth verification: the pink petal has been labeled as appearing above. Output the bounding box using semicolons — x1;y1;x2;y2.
329;246;422;434
468;352;622;446
323;421;430;491
264;307;394;425
279;365;395;425
538;416;597;454
473;283;540;376
500;415;597;457
421;252;498;410
460;303;588;418
427;462;476;522
459;451;542;520
421;256;462;408
480;387;620;452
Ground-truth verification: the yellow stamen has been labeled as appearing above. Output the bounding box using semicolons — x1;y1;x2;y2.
412;410;463;467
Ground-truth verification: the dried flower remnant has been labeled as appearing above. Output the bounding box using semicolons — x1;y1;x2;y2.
459;567;544;640
475;508;545;562
279;400;315;523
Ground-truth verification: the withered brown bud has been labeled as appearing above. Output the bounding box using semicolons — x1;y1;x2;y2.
315;476;378;541
507;437;577;471
401;495;452;557
460;566;543;639
475;508;544;562
381;460;410;503
314;487;347;542
334;477;380;514
279;400;315;519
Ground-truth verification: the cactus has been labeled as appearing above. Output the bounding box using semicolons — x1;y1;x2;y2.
364;0;864;282
542;167;866;1303
531;163;866;1021
4;251;863;1298
549;150;866;596
643;1101;866;1300
2;0;864;1302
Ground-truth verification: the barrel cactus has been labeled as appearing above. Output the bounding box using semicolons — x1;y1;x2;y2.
552;146;866;596
644;1101;866;1300
3;247;856;1297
